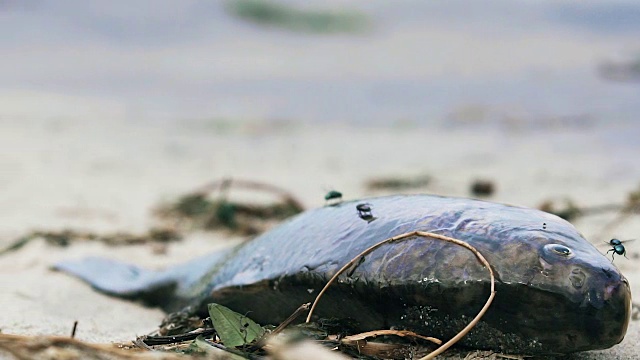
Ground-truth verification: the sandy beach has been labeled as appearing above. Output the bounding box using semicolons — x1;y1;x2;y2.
0;119;639;359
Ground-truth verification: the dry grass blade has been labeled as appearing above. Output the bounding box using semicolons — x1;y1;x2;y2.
462;350;520;359
0;228;181;257
342;329;441;345
271;302;311;336
341;329;441;360
305;230;496;360
341;340;411;359
141;328;217;346
250;302;312;351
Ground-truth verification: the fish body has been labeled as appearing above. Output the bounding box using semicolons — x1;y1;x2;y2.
55;195;631;354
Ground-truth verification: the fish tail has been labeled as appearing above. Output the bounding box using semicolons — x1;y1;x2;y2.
52;257;176;305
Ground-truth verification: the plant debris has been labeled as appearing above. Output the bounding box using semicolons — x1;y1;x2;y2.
0;333;188;360
341;330;441;345
455;351;532;359
538;196;640;223
365;174;431;191
208;303;265;348
154;306;208;337
140;328;217;347
0;227;181;256
538;198;584;221
470;179;495;197
137;308;432;359
539;185;640;242
154;179;304;236
599;57;640;82
225;0;371;35
0;179;303;257
339;330;443;360
537;198;627;222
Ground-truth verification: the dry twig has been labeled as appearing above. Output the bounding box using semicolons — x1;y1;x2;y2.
341;329;441;345
250;303;312;352
70;320;78;339
141;328;217;346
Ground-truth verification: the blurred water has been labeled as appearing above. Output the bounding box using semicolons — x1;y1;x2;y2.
0;0;638;138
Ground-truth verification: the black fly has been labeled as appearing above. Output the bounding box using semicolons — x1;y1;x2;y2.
356;203;376;223
606;238;634;261
325;190;343;206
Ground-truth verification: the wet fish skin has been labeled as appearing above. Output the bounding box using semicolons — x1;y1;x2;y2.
55;195;631;354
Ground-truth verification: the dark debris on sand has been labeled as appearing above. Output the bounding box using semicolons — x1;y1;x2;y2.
153;178;304;236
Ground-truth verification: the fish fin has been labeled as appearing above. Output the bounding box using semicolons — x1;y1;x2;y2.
53;257;176;304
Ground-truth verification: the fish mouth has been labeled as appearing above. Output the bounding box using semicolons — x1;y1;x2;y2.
579;272;632;350
495;274;631;354
604;276;629;301
605;276;631;344
521;259;631;353
606;275;631;319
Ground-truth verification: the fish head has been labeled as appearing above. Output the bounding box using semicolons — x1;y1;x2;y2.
524;226;632;351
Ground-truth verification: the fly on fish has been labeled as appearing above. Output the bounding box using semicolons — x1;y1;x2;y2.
356;203;376;223
324;190;343;206
54;195;632;355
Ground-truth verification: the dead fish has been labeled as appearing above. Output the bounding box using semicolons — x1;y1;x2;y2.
54;195;631;355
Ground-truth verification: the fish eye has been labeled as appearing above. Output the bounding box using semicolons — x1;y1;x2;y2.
543;244;574;259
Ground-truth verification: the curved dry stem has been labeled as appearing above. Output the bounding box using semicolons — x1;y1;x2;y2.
305;230;496;359
343;329;441;345
198;177;305;211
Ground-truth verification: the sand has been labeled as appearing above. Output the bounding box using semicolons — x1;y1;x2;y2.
0;119;638;359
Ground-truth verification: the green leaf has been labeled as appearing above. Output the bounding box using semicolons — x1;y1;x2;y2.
208;303;265;348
